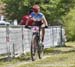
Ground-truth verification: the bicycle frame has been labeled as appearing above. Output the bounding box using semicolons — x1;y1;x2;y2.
31;26;41;50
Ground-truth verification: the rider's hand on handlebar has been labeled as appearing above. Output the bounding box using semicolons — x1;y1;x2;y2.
41;24;48;28
45;26;48;28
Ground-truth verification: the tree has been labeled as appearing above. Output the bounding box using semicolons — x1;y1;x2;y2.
2;0;75;24
63;9;75;41
2;0;30;21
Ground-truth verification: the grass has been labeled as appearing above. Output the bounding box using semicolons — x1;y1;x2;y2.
0;42;75;67
17;42;75;67
0;58;19;67
17;52;75;67
18;53;75;67
0;53;31;67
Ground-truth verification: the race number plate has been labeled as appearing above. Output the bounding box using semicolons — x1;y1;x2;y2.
31;26;39;32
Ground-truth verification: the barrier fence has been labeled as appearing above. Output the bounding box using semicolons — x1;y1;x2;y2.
0;25;66;58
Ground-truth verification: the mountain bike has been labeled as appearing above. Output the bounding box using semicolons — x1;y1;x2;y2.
25;25;44;61
31;25;44;61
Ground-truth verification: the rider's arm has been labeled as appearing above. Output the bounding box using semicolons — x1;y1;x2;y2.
25;19;29;26
25;15;32;26
42;15;48;27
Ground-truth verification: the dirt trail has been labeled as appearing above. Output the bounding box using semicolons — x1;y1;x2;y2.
6;55;51;67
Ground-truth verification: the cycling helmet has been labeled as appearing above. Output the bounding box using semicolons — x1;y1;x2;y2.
32;5;40;13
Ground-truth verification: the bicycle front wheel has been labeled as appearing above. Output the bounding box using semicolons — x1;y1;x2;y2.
31;36;37;61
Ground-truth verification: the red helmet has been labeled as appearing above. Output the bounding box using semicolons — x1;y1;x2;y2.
32;5;40;13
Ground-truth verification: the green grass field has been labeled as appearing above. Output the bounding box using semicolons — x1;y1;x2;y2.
0;42;75;67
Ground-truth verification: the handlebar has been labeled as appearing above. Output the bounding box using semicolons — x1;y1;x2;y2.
25;25;48;29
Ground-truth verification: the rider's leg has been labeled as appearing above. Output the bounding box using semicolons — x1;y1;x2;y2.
40;28;45;47
41;28;45;42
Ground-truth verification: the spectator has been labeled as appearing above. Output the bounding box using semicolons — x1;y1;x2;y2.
19;10;33;26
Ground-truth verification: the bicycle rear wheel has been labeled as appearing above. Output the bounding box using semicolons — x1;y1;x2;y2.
38;42;44;59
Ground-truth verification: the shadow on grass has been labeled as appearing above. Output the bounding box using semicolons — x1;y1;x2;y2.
44;45;75;55
0;57;12;62
0;54;31;62
51;49;75;54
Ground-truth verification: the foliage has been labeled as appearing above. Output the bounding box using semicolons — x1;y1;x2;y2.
2;0;75;22
63;9;75;41
2;0;30;21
